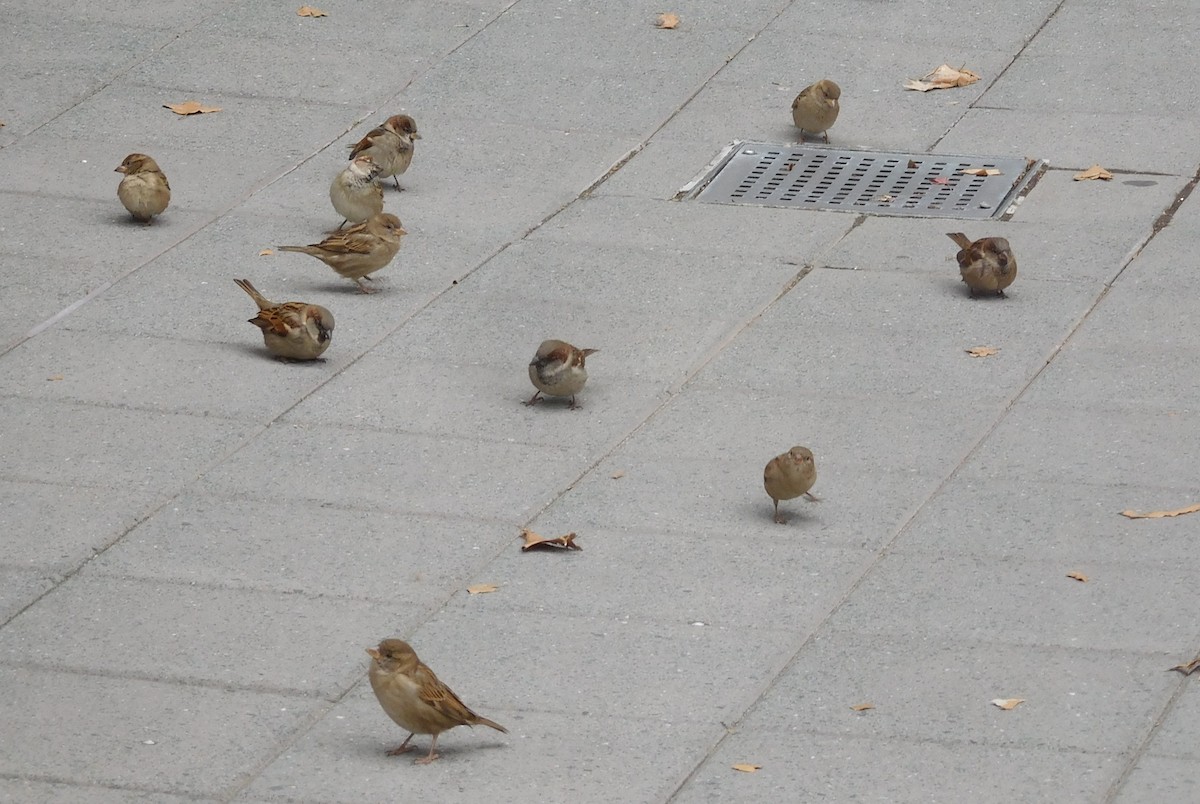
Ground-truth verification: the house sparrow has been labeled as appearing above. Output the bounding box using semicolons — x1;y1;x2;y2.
366;638;507;764
233;278;334;361
763;446;819;524
277;212;406;293
947;233;1017;297
330;155;384;230
525;339;598;410
791;79;840;142
115;153;170;223
348;114;421;191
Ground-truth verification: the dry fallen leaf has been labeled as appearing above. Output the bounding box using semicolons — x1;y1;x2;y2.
520;528;582;552
1120;503;1200;519
1074;164;1113;181
1066;571;1089;583
930;176;951;185
467;583;498;595
163;100;222;116
655;12;681;29
907;159;919;169
610;470;626;480
1170;656;1200;675
962;168;1002;177
47;375;64;381
732;764;762;773
259;248;274;256
878;194;894;202
297;5;326;16
991;698;1025;710
904;64;981;92
850;703;874;712
966;346;999;358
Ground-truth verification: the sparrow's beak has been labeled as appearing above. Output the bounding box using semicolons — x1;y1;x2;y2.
412;132;422;140
366;648;381;660
398;227;408;236
114;166;126;174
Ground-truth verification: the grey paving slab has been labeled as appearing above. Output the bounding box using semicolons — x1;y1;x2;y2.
1138;681;1200;761
0;779;214;804
1113;756;1200;803
0;665;316;797
824;551;1200;654
0;398;257;492
89;493;508;604
452;527;872;631
1114;193;1200;292
736;631;1175;755
194;420;584;523
0;479;163;575
673;731;1120;804
238;683;722;804
0;573;404;696
0;568;54;625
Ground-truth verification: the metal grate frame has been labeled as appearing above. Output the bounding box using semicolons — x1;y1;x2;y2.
684;142;1042;220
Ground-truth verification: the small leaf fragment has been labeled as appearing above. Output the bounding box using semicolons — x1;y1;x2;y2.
467;583;498;595
610;470;626;480
297;5;327;16
962;168;1001;177
907;159;919;169
47;375;64;381
1066;571;1089;582
966;346;999;358
878;194;894;202
930;176;951;185
258;248;274;256
1074;164;1113;181
850;703;874;712
904;64;981;92
1170;656;1200;675
163;100;222;116
991;698;1025;710
520;528;582;552
732;764;762;773
655;12;680;29
1120;503;1200;519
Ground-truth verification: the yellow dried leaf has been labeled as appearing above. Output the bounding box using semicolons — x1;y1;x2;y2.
1170;656;1200;675
850;703;874;712
520;528;582;552
962;168;1001;176
991;698;1025;710
47;375;64;381
904;64;980;92
655;12;680;29
163;100;222;116
966;346;999;358
1066;571;1089;582
1120;503;1200;519
610;470;626;480
732;764;761;773
467;583;498;595
297;5;327;16
1074;164;1113;181
259;248;274;256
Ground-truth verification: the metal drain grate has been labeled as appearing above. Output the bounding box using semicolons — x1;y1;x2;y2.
684;142;1041;219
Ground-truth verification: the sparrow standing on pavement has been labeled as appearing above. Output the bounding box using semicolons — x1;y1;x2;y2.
525;339;598;410
330;155;384;229
791;79;840;143
348;114;421;191
764;446;819;524
947;233;1017;297
366;638;507;764
277;212;406;293
115;153;170;223
233;279;335;361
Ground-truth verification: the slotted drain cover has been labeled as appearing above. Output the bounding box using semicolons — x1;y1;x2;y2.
685;142;1041;219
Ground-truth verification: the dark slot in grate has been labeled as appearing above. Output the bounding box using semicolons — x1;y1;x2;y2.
685;143;1041;220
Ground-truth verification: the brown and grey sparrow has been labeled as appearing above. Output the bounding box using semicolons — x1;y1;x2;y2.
764;446;819;524
791;79;840;142
330;155;384;229
947;233;1017;297
525;339;598;410
366;638;507;764
348;114;420;191
115;153;170;223
278;212;406;293
233;278;334;360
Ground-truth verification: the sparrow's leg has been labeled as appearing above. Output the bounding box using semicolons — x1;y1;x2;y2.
414;734;440;765
386;733;417;756
524;391;542;407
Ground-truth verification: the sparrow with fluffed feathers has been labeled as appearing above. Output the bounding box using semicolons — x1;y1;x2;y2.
330;155;384;229
348;114;421;191
366;638;507;764
526;339;598;410
764;446;819;524
947;233;1017;297
115;153;170;223
791;79;841;142
233;279;335;361
277;213;406;293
